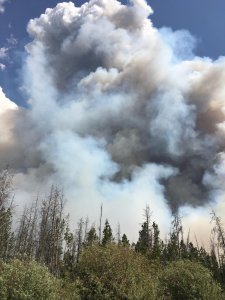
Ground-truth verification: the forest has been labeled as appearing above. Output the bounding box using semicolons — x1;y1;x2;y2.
0;168;225;299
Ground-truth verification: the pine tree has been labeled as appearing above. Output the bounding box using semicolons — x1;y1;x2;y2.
135;222;150;255
121;234;130;247
102;219;113;246
152;222;161;259
135;205;153;256
63;221;76;275
165;214;183;261
86;227;98;247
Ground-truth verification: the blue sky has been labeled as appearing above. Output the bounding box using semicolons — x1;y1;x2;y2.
0;0;225;106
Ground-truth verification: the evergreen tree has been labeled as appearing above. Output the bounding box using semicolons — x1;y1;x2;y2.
86;227;98;247
63;222;76;276
187;242;199;260
135;205;152;255
135;222;151;255
164;214;183;261
179;239;188;259
152;222;162;259
102;219;113;246
121;234;130;247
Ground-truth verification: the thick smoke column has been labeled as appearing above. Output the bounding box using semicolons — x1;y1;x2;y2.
1;0;225;239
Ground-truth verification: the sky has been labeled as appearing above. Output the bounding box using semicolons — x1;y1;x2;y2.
0;0;225;106
1;0;225;242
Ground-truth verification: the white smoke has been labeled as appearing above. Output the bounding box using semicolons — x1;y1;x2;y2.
0;0;8;13
1;0;225;241
0;87;18;153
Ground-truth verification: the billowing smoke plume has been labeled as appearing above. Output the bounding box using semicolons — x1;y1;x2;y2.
1;0;225;239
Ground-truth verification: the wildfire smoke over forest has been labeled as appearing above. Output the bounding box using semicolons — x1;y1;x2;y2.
1;0;225;241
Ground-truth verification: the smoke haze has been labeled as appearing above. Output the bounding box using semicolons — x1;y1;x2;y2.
1;0;225;241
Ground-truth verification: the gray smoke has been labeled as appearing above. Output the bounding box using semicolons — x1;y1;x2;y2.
1;0;225;239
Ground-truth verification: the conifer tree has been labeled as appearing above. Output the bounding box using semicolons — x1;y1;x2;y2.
86;227;98;247
152;222;162;259
135;222;151;255
135;205;153;255
165;214;183;261
102;219;113;246
121;234;130;247
63;222;76;275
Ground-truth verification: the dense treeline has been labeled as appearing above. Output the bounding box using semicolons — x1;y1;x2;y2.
0;168;225;299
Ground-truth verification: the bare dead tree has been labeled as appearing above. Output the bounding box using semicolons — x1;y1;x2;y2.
211;210;225;268
116;222;121;245
36;186;66;276
144;204;153;250
98;203;103;245
16;197;39;259
0;169;14;260
76;218;84;263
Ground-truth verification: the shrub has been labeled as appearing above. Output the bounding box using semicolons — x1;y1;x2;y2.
159;260;224;300
76;244;160;299
0;259;80;299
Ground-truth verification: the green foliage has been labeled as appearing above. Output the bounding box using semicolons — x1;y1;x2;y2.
102;219;113;246
86;227;98;246
0;169;224;299
135;221;151;255
0;259;80;300
58;280;80;300
151;222;162;259
0;259;60;299
159;260;225;300
121;233;130;247
76;244;160;299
